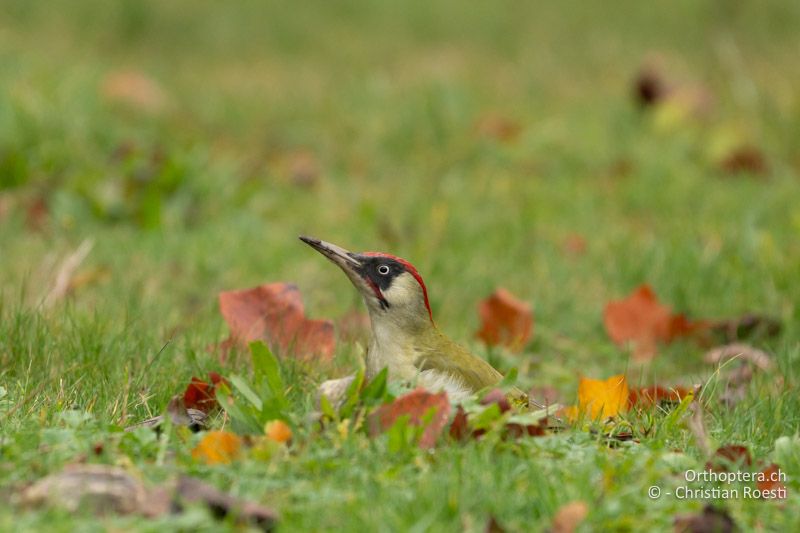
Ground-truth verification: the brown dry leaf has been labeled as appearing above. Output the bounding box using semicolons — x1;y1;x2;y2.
219;282;335;360
551;500;589;533
484;515;506;533
368;389;451;449
475;113;522;142
20;464;152;515
628;385;692;408
704;343;772;371
476;288;533;352
633;65;670;107
708;314;781;342
705;444;752;472
175;476;278;530
674;504;737;533
719;145;768;176
101;70;168;114
756;464;787;498
284;149;320;188
191;431;242;465
603;285;701;360
264;420;292;444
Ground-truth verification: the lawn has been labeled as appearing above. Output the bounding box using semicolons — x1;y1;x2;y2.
1;1;799;530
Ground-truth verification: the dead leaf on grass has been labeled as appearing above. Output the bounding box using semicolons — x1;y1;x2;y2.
603;285;702;360
476;288;533;352
674;504;737;533
191;431;242;465
368;389;451;449
551;500;589;533
101;70;168;114
218;282;335;360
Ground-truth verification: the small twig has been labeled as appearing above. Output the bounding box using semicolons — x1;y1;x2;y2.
43;239;94;308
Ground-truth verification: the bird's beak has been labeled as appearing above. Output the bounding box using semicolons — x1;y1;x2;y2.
299;236;362;272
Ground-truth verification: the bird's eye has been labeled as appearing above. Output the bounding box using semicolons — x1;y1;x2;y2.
377;265;390;275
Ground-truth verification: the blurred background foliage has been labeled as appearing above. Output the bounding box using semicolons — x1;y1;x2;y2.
1;0;798;391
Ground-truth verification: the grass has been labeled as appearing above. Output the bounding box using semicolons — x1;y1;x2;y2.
1;0;799;530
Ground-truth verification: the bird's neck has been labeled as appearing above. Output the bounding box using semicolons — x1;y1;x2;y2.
365;309;435;380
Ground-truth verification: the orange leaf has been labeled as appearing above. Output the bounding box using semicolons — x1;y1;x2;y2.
182;372;228;413
757;464;787;498
191;431;242;465
476;288;533;352
604;285;700;360
628;385;691;408
575;374;629;420
264;420;292;444
219;282;335;360
368;389;451;449
551;500;589;533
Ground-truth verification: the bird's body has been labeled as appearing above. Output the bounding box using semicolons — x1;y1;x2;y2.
300;236;509;403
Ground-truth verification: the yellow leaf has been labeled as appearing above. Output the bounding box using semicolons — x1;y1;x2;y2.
191;431;242;464
577;374;629;419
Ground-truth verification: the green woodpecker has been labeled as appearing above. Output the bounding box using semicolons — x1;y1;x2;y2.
300;236;509;403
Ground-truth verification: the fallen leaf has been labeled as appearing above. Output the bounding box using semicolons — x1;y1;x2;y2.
25;195;48;232
567;374;629;421
628;385;692;408
674;504;737;533
603;285;700;360
484;515;506;533
219;282;335;360
476;114;522;143
705;444;752;472
20;467;277;529
368;389;451;449
562;234;587;256
480;389;512;413
192;431;242;465
476;288;533;352
756;464;786;497
20;464;152;515
704;343;772;371
551;500;589;533
264;420;292;444
284;149;320;188
101;70;168;114
125;395;207;433
183;373;227;413
633;66;669;108
175;476;278;530
708;314;781;342
449;406;470;441
719;145;768;176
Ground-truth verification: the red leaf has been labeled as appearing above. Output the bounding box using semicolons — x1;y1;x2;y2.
218;282;335;360
368;389;451;449
705;445;752;472
480;389;512;413
449;406;470;441
603;285;699;360
476;288;533;352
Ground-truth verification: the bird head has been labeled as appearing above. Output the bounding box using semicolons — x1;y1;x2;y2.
300;236;433;328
